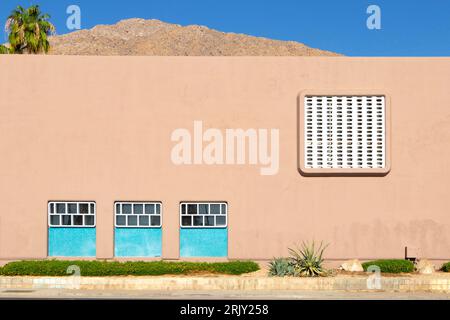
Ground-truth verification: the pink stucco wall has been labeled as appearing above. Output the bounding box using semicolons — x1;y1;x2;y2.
0;56;449;261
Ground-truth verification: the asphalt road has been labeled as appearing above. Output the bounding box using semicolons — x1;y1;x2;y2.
0;288;449;300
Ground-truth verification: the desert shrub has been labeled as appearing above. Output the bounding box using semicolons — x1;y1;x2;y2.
288;241;329;277
441;262;450;272
268;258;294;276
362;259;414;273
0;260;259;276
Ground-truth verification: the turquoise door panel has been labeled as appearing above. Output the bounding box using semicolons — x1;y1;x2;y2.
180;228;228;257
48;227;96;257
114;228;162;257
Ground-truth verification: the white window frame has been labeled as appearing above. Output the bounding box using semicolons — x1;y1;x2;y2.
114;202;162;228
48;201;96;228
179;202;228;228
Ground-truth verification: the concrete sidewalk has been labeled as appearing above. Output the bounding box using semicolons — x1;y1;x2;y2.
0;288;449;300
1;273;449;293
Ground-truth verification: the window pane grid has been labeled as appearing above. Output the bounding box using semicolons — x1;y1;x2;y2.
48;201;96;228
115;202;162;228
305;95;385;169
180;202;227;228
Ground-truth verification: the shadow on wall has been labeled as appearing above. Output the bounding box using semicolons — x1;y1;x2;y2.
330;219;449;259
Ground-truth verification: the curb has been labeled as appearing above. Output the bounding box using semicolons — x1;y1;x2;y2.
1;275;450;292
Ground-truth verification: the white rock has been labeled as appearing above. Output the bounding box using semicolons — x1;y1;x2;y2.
340;259;364;272
415;259;435;274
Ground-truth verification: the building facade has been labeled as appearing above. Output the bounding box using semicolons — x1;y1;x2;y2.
0;56;449;262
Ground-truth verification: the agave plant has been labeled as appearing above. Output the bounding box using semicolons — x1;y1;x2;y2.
288;241;329;277
268;258;294;277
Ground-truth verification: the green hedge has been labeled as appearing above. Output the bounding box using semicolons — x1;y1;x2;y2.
362;259;414;273
0;260;259;276
442;262;450;272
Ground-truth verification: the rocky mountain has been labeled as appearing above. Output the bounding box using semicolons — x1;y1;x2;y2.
49;18;340;56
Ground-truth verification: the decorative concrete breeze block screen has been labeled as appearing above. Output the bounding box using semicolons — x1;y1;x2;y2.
303;95;386;171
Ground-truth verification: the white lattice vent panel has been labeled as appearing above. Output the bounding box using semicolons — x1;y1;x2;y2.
304;95;385;169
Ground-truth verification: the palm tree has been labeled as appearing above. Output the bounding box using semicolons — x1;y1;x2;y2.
5;5;56;54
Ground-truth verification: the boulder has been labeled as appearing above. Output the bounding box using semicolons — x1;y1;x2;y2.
340;259;364;272
415;259;435;274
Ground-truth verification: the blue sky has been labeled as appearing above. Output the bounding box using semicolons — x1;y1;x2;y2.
1;0;449;56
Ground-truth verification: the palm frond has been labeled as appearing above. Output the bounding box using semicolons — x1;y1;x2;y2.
4;4;55;54
0;45;10;54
